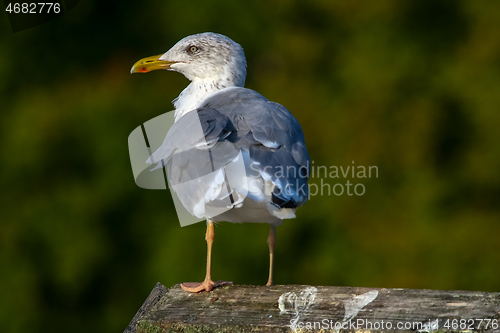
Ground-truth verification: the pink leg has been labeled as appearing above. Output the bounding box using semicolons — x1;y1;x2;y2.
181;220;233;292
266;225;276;286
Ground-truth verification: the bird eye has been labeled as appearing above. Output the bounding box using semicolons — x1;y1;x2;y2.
188;45;199;53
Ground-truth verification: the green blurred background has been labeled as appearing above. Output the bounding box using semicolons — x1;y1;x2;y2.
1;0;500;332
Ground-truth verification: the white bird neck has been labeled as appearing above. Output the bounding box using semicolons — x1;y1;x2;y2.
173;77;244;121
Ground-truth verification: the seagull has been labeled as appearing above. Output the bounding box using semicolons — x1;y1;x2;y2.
131;32;310;292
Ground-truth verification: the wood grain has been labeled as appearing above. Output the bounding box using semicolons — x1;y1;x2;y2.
124;283;500;332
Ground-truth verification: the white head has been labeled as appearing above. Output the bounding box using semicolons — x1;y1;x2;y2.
131;32;247;88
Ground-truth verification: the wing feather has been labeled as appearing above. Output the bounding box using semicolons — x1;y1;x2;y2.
148;87;310;218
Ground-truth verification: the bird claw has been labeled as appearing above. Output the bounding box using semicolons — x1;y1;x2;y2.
181;279;233;293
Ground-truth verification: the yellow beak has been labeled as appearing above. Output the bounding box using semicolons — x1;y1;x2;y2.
130;54;177;74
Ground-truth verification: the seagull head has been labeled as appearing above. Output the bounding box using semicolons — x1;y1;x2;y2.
131;32;247;87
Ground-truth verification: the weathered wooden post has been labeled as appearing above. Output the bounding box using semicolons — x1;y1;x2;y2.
124;283;500;332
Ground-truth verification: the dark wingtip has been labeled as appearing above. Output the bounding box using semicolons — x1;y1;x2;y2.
271;188;298;209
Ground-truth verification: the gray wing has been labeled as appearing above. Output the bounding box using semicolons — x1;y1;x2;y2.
149;87;310;215
201;87;310;208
